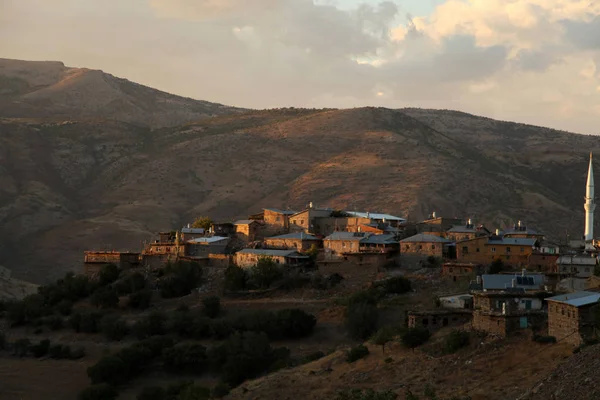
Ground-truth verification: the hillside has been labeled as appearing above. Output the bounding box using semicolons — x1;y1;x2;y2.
0;58;242;128
1;60;600;282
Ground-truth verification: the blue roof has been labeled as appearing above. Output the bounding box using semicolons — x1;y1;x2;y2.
487;237;537;246
401;234;451;243
182;227;205;234
266;232;319;241
360;234;397;245
547;291;600;307
346;211;406;222
481;274;544;290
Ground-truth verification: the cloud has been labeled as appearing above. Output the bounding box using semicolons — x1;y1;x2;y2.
0;0;600;133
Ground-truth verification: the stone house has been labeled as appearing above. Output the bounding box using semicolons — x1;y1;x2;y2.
359;233;399;254
211;222;235;237
445;220;490;241
407;310;472;333
400;233;452;258
323;232;368;255
234;249;310;268
555;255;597;291
442;263;481;282
264;232;321;251
84;251;140;276
456;235;538;266
503;221;544;240
288;204;334;234
185;236;230;258
416;213;463;235
528;252;560;272
180;226;206;241
345;211;406;228
478;273;546;292
438;293;474;309
547;291;600;346
233;220;260;242
261;208;297;234
472;291;547;337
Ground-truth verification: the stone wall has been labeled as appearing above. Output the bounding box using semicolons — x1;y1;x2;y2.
547;302;591;346
400;242;444;257
408;312;472;333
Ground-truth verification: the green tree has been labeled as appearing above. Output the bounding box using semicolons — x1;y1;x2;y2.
223;265;247;291
91;287;119;309
249;256;283;289
98;264;120;286
128;289;153;309
346;344;369;363
445;330;470;354
275;309;317;338
345;302;379;340
133;311;167;339
383;277;412;295
202;296;221;319
160;261;203;298
78;384;118;400
192;216;213;231
101;315;129;341
400;327;431;350
371;326;397;354
163;343;207;373
489;259;504;274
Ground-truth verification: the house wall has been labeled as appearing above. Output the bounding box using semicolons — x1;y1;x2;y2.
208;254;232;268
439;295;473;309
457;237;533;266
401;242;444;257
235;223;258;242
442;264;478;281
234;253;287;268
84;252;140;276
408;313;472;333
264;209;291;230
324;239;362;254
547;302;598;346
472;312;509;336
417;218;463;234
264;238;320;251
528;254;560;272
446;232;480;241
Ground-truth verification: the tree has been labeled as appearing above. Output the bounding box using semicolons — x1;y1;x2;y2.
98;264;120;286
87;356;128;385
223;265;248;291
31;339;51;358
217;332;278;386
192;216;213;231
249;256;283;289
345;302;379;340
346;344;369;363
78;384;118;400
137;386;166;400
400;327;431;349
91;287;119;309
445;330;470;354
276;309;317;338
160;261;203;298
202;296;221;319
371;326;397;354
163;343;207;373
101;315;129;341
489;259;504;274
13;338;31;357
133;311;167;339
128;290;153;309
383;277;412;295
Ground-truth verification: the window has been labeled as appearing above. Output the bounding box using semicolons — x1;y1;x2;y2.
431;245;436;250
276;216;281;221
520;247;525;253
342;242;346;248
462;246;469;254
419;245;423;250
491;247;496;253
423;318;428;325
506;247;511;253
476;248;480;253
507;255;511;260
300;220;304;225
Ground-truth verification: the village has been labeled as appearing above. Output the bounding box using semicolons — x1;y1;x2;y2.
83;155;600;349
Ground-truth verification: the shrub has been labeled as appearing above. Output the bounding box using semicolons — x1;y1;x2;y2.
371;326;398;354
56;300;73;316
168;310;211;339
211;383;231;398
346;289;380;307
116;272;147;295
383;277;412;295
115;345;153;378
87;356;129;385
426;256;441;267
192;216;213;231
445;330;470;353
335;388;397;400
101;315;129;341
133;311;167;339
223;265;248;291
160;261;203;298
78;384;118;400
400;327;431;349
70;311;104;333
202;296;221;319
163;343;207;373
42;315;64;330
98;264;120;286
210;319;233;339
177;384;211;400
489;259;504;274
345;303;379;340
128;290;153;310
346;344;369;363
137;386;166;400
275;309;316;338
248;256;283;289
30;339;51;358
13;338;31;357
136;336;174;358
533;335;557;344
90;287;119;309
0;331;5;350
302;351;325;363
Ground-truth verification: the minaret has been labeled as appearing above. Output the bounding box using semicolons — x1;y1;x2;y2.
584;153;595;242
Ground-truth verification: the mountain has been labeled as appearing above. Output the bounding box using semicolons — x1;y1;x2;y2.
0;58;243;128
0;59;598;283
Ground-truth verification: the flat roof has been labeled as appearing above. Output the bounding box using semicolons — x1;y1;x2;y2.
547;291;600;307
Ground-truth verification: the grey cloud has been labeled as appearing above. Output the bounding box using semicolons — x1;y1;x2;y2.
513;48;563;72
562;16;600;50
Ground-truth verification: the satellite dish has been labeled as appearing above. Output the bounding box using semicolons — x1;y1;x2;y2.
514;298;520;303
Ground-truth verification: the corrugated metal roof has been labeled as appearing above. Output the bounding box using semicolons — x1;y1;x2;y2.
556;255;597;266
236;249;308;258
266;233;319;241
447;225;477;233
188;236;229;244
547;291;600;307
400;234;451;243
233;220;257;225
324;232;368;241
481;274;544;290
487;237;537;246
346;211;406;221
263;208;297;215
181;227;205;234
361;234;397;245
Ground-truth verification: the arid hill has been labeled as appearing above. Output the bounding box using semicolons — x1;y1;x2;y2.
0;58;242;128
0;59;599;282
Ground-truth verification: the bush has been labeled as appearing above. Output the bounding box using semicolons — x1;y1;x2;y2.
302;351;325;363
115;345;153;378
90;287;119;309
346;290;380;307
533;335;557;344
43;315;64;330
371;326;398;354
0;331;5;350
136;336;174;358
160;261;203;298
128;290;153;310
163;343;207;373
489;259;504;274
223;265;248;291
210;319;233;339
70;311;104;333
133;311;167;339
101;315;129;341
335;388;397;400
202;296;221;319
445;330;470;353
13;338;31;357
78;384;118;400
400;327;431;349
383;277;412;295
346;344;370;363
212;383;231;398
56;300;73;316
116;272;147;295
49;344;74;359
275;309;316;338
345;303;378;340
177;384;211;400
137;386;165;400
30;339;51;358
249;257;283;289
88;356;129;385
98;264;120;286
168;310;211;339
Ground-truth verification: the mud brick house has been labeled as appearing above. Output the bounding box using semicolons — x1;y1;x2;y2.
456;235;538;266
345;211;406;228
400;233;452;258
180;226;206;241
442;263;481;282
408;310;472;333
416;213;463;235
264;232;321;251
234;249;310;268
233;220;260;242
555;255;597;291
547;291;600;346
289;204;335;234
503;221;545;240
472;290;547;337
528;252;560;272
359;233;399;254
185;236;230;258
84;251;140;276
323;231;368;255
445;220;490;241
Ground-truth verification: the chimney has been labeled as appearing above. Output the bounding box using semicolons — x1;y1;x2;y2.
522;268;526;277
309;201;313;209
432;211;437;218
511;278;516;288
468;218;472;226
518;220;522;228
366;212;370;219
496;229;500;236
187;223;190;229
476;275;481;284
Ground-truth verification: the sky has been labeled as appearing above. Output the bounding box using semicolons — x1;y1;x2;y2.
1;0;600;134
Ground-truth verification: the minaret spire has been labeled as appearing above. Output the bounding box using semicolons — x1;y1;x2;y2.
584;152;595;242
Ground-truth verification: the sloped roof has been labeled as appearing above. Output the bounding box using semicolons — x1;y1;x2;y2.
361;234;398;245
324;232;368;241
481;274;544;290
263;208;297;215
181;227;205;234
547;291;600;307
346;211;406;222
266;232;319;241
233;220;258;225
447;225;478;233
188;236;229;244
236;249;309;258
400;234;451;243
487;237;537;246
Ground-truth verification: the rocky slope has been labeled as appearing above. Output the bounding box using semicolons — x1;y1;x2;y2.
1;59;599;282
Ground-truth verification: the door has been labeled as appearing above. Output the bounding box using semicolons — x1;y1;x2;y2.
524;300;532;310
